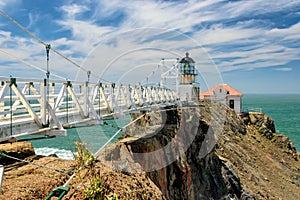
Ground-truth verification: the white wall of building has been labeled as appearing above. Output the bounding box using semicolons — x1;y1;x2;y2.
178;85;193;101
203;86;242;113
178;84;200;102
226;96;242;113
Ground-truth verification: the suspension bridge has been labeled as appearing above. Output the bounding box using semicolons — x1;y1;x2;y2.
0;76;178;142
0;10;201;143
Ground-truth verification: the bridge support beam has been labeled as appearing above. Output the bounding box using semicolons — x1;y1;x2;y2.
10;82;42;128
0;77;178;142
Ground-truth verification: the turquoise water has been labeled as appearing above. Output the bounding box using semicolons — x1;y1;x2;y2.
22;115;131;159
24;94;300;159
243;94;300;151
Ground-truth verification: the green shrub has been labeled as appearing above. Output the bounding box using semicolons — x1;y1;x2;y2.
84;178;106;200
74;141;95;169
106;193;118;200
74;142;118;200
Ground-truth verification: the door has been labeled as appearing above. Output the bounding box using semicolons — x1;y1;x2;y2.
229;99;234;109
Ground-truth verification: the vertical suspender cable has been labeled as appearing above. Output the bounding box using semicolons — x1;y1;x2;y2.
66;84;69;123
119;85;122;109
9;80;12;136
111;83;115;113
28;83;31;104
98;82;102;117
0;49;65;80
86;71;91;118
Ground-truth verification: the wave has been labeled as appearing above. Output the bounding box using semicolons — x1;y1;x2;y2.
34;147;75;160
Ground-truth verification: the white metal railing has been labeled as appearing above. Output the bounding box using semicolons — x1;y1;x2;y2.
0;77;177;142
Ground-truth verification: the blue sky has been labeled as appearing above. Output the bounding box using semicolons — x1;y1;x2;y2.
0;0;300;93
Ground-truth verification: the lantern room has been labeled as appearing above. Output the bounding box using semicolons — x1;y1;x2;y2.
179;52;197;84
178;52;200;102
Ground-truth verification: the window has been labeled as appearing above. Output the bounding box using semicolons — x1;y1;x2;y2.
185;63;189;73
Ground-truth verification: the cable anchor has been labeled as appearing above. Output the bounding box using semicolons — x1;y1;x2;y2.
45;186;70;200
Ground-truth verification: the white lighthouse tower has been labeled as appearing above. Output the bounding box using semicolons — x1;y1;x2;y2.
178;52;200;102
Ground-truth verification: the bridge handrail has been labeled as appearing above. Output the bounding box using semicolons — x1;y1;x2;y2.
0;76;178;142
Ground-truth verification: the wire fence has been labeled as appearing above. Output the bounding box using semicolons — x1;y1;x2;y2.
243;107;262;113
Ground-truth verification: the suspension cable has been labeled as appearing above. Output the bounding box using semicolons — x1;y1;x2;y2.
0;10;46;46
94;113;146;157
47;106;178;193
140;64;161;85
56;113;145;195
0;49;66;80
0;151;72;175
50;47;110;83
0;9;163;86
0;10;110;84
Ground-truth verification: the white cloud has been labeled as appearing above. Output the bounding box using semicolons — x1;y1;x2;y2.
1;0;300;83
222;0;300;19
0;1;5;8
193;24;264;46
60;4;90;19
269;22;300;40
56;19;114;50
42;0;300;81
273;67;293;71
210;44;299;72
0;0;22;9
27;12;39;29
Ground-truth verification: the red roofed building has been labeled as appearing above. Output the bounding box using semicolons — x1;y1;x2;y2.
200;84;243;113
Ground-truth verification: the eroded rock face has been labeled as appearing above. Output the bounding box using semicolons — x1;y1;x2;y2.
99;102;300;199
99;104;254;200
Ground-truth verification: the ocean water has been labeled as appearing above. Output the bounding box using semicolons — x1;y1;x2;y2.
243;94;300;151
21;115;132;160
24;94;300;159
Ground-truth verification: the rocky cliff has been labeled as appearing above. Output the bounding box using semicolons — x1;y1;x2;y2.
1;101;299;199
99;102;300;200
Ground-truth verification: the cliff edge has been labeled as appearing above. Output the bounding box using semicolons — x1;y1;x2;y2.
1;101;299;199
99;102;300;200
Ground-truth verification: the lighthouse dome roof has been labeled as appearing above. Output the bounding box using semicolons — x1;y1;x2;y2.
179;52;195;63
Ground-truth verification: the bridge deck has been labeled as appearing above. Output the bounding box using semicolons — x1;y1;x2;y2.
0;77;177;142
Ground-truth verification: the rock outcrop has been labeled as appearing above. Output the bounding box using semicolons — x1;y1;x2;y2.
99;102;300;200
99;103;251;199
1;101;299;200
240;112;275;139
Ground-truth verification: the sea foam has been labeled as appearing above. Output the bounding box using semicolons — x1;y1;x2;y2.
34;147;75;160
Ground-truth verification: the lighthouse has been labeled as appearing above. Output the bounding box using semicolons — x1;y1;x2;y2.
178;52;200;102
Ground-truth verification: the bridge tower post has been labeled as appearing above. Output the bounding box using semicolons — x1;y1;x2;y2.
82;82;89;117
40;79;48;126
0;81;7;117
